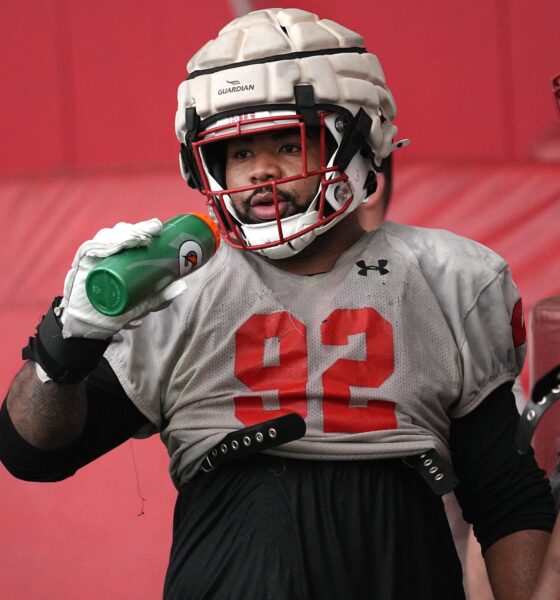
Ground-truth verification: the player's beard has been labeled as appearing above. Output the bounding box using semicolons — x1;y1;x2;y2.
236;186;307;225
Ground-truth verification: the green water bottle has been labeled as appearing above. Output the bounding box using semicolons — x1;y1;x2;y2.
85;213;220;316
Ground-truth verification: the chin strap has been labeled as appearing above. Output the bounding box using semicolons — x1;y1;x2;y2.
363;170;378;196
180;107;204;190
22;297;111;384
333;108;373;172
294;89;376;199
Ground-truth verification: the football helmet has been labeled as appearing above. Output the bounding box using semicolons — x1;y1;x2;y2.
176;8;408;259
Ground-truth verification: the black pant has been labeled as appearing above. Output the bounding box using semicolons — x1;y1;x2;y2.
163;455;465;600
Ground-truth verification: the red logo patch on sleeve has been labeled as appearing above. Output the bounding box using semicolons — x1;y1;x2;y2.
511;298;526;347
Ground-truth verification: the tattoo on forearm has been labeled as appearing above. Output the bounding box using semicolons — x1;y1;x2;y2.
7;362;87;449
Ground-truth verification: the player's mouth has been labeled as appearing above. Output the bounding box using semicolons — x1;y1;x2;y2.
246;188;293;222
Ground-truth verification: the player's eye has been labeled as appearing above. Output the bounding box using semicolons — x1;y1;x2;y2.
229;148;252;160
280;143;301;154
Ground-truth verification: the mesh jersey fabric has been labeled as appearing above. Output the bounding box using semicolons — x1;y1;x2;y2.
104;221;525;487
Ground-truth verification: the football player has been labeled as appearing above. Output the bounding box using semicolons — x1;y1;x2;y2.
522;74;560;600
521;366;560;600
0;8;555;599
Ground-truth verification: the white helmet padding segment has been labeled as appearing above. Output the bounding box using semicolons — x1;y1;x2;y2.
176;9;403;167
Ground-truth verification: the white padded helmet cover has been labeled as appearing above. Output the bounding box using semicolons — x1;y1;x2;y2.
176;8;399;164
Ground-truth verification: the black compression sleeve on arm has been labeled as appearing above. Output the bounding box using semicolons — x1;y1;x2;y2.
450;381;555;553
0;358;150;482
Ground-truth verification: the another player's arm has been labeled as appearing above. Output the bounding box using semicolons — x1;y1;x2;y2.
450;383;555;600
484;529;550;600
530;518;560;600
6;361;87;449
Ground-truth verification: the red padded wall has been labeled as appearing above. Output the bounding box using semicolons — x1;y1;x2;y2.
1;1;559;177
1;2;66;174
0;0;237;176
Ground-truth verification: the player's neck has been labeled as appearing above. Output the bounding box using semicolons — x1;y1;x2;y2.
264;213;366;276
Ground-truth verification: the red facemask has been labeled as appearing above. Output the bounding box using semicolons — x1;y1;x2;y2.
190;111;351;253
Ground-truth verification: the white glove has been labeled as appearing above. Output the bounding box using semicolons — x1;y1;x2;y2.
58;219;188;339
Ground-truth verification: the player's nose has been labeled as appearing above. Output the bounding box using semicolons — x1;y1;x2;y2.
249;150;282;183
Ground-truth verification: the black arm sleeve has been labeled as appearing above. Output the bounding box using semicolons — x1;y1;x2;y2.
450;381;555;553
0;358;150;482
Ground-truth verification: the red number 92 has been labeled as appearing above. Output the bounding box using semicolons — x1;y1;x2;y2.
234;308;396;434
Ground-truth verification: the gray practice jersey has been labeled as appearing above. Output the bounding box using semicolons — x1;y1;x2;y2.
105;221;526;488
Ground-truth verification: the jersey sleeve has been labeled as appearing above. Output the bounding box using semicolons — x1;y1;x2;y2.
103;260;213;434
104;314;171;437
450;265;526;418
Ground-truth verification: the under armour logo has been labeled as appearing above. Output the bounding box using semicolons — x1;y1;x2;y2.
356;259;389;276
